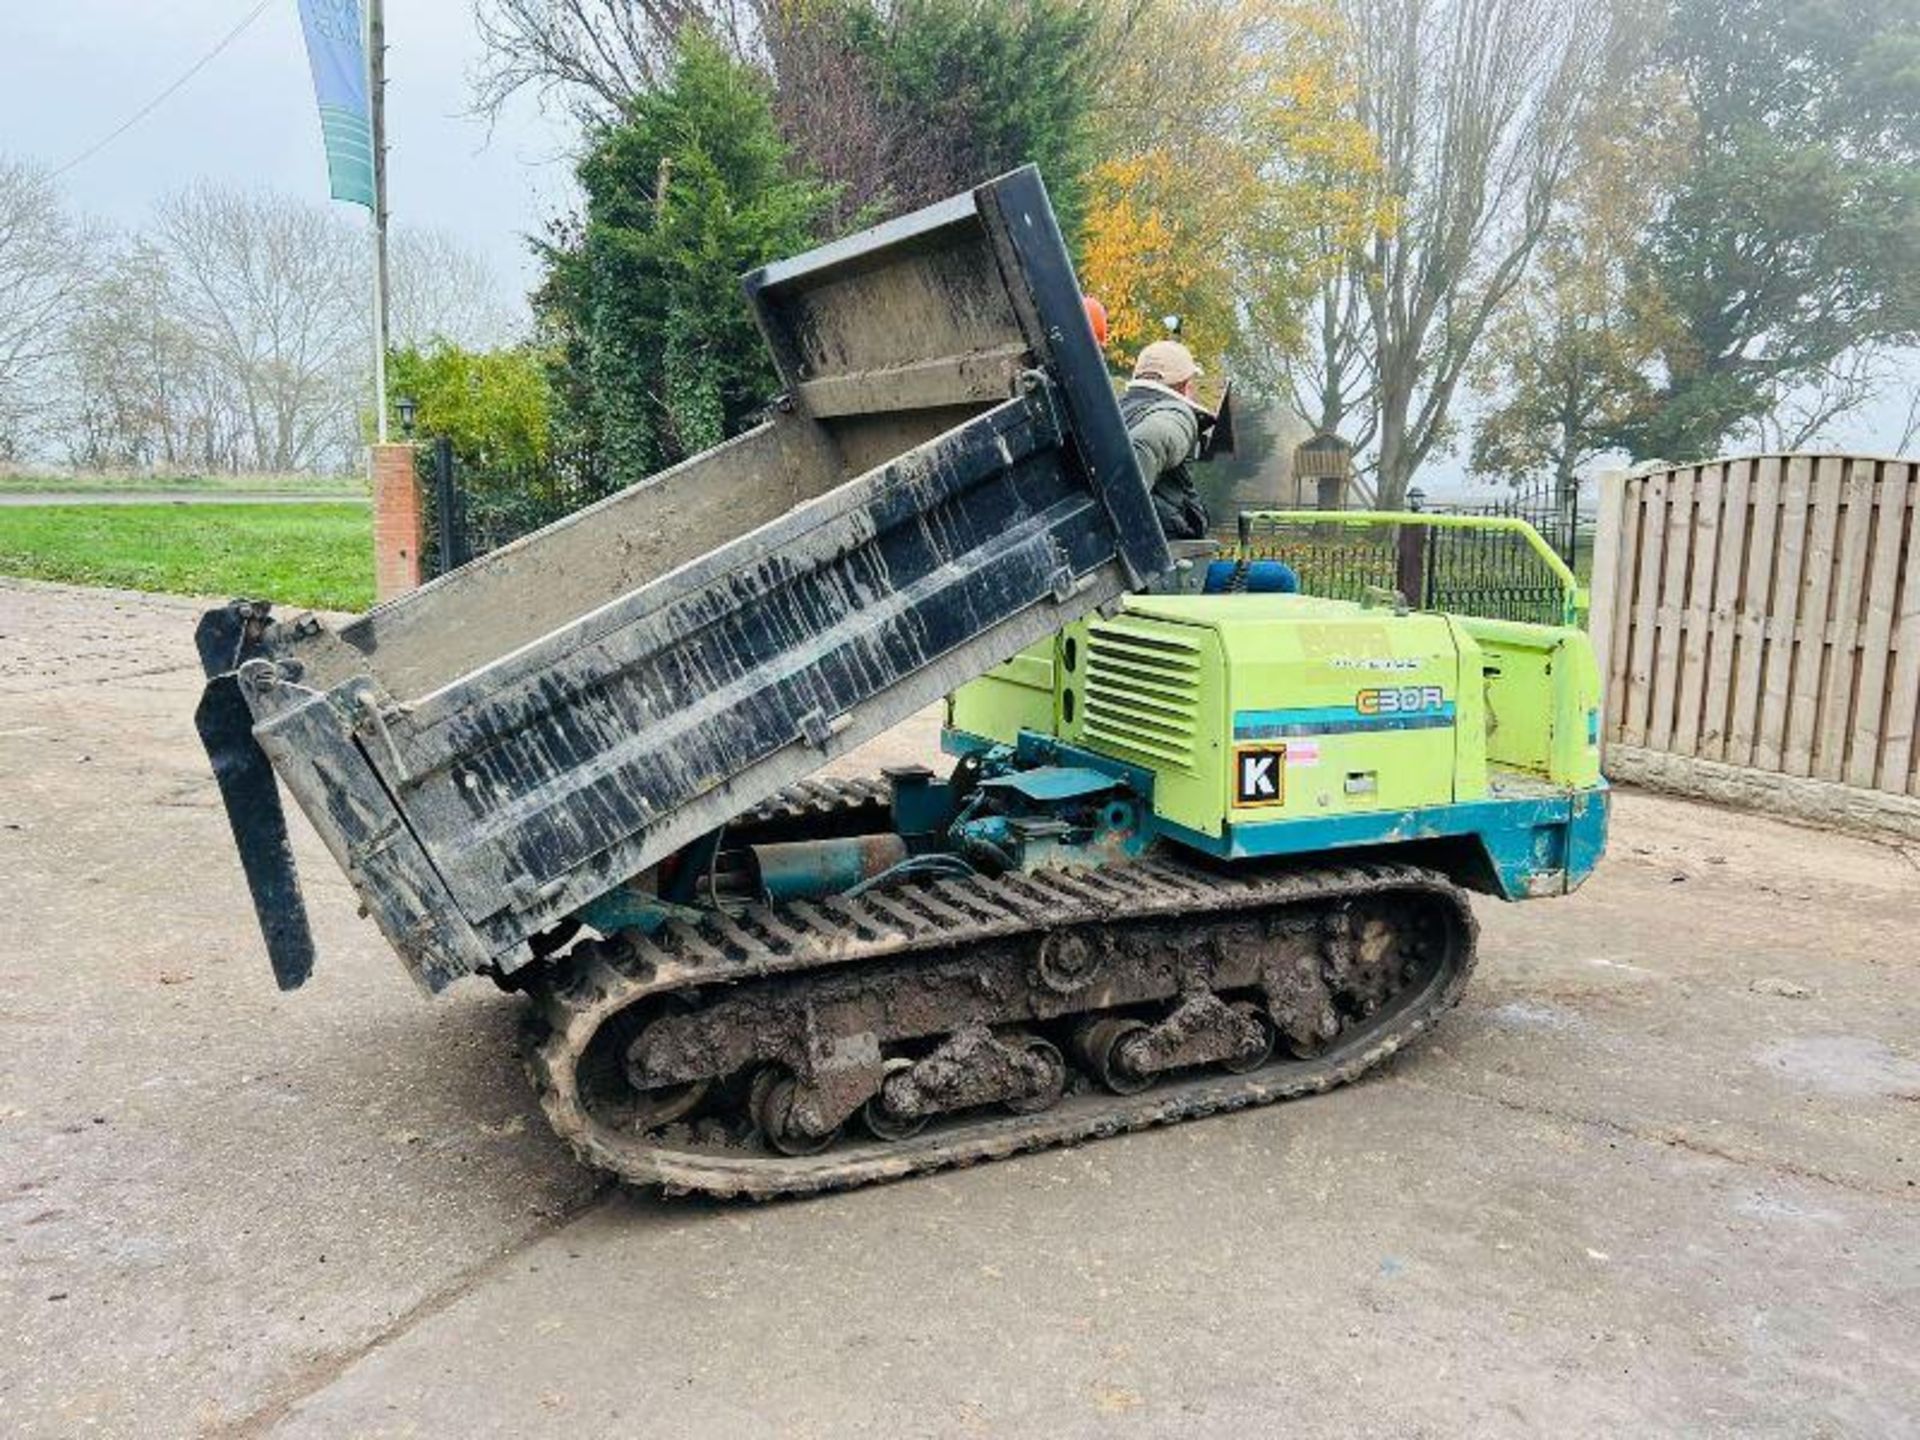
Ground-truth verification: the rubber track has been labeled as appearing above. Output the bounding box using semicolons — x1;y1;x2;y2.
727;775;891;828
527;844;1478;1199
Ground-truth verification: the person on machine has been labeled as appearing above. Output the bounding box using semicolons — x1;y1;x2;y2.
1121;339;1211;540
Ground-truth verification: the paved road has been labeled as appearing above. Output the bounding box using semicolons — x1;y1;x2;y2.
1;577;1915;1438
0;492;366;506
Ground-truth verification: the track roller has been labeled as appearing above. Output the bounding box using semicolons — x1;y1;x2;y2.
1001;1034;1067;1115
1079;1017;1154;1095
1221;1001;1278;1074
862;1059;928;1142
753;1069;843;1157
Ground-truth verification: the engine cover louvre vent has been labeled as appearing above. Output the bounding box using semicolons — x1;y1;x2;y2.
1083;622;1201;769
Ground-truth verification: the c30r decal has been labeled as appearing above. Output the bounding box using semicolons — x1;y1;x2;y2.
1356;685;1446;717
1233;692;1457;740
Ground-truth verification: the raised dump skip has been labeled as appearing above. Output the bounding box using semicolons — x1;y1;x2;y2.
195;166;1171;993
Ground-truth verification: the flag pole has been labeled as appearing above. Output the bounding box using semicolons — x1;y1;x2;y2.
367;0;390;443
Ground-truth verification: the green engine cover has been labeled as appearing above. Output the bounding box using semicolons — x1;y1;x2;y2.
946;592;1602;841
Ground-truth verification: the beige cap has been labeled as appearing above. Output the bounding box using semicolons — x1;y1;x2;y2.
1132;339;1203;386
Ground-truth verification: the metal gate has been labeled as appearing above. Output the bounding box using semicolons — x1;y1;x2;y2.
417;437;614;580
1422;474;1586;572
1232;510;1581;627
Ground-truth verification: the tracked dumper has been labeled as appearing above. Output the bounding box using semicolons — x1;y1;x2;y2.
197;168;1608;1197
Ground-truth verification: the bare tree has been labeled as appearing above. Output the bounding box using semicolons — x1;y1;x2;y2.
1320;0;1612;508
56;210;519;473
1898;379;1920;456
472;0;768;119
760;4;967;231
62;239;211;469
388;227;526;349
1743;348;1891;453
0;156;93;458
1285;267;1377;458
152;184;366;472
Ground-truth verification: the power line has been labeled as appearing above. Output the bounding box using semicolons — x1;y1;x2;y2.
50;0;277;179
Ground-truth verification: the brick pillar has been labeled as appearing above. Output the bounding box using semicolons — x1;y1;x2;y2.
371;442;424;601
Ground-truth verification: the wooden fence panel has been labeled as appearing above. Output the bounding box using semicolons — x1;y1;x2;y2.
1755;456;1813;774
1784;456;1843;777
1600;473;1641;738
1882;468;1920;793
1648;469;1695;751
1728;456;1783;769
1623;471;1667;747
1848;463;1910;788
1591;452;1920;821
1816;460;1877;782
1589;471;1630;736
1673;464;1723;756
1699;458;1751;760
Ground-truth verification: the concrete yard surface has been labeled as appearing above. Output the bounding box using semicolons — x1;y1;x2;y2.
1;576;1916;1438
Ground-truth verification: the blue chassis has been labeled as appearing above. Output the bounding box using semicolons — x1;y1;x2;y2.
944;727;1608;902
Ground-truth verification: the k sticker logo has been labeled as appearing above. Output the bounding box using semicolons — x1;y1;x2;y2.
1235;746;1285;806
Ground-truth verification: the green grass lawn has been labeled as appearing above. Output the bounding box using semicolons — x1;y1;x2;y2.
0;470;367;496
0;503;374;611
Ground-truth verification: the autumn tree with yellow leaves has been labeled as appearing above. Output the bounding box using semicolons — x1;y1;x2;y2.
1076;0;1390;383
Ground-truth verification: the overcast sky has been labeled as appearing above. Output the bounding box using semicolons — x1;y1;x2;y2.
1;2;1904;484
2;0;570;299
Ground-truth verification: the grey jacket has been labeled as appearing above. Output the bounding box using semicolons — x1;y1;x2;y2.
1119;382;1208;539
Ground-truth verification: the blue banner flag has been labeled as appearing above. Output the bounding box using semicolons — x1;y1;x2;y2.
296;0;375;209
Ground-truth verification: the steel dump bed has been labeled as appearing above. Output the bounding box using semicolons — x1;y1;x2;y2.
195;166;1170;992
